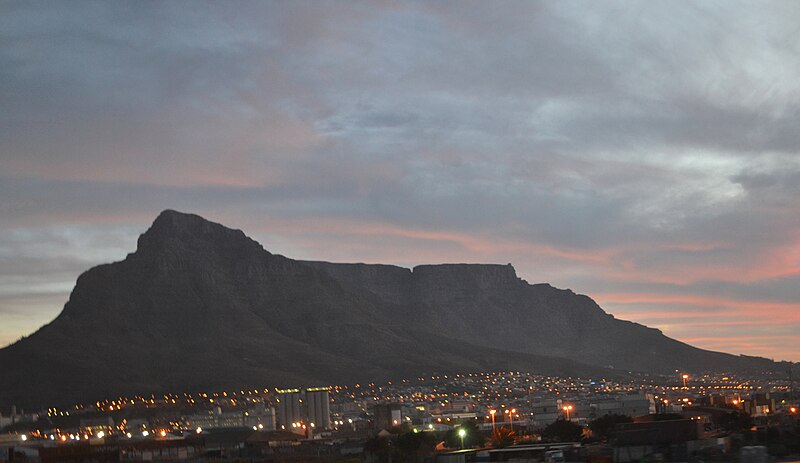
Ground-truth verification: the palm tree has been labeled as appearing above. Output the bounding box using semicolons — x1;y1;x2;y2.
490;426;516;448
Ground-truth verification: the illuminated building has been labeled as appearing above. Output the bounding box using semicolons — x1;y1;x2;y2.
373;403;402;430
304;387;331;430
276;389;303;429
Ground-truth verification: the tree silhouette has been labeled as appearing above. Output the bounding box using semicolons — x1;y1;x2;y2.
588;414;632;441
490;426;516;448
542;419;583;442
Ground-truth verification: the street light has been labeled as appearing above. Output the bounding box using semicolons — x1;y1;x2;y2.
458;428;466;449
505;408;516;430
562;405;573;421
682;374;689;388
489;409;497;432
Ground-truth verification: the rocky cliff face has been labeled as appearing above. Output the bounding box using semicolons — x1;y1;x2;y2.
0;210;787;408
307;259;778;373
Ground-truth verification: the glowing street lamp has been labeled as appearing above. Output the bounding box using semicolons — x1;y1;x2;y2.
489;409;497;432
562;405;573;421
682;374;689;388
505;408;516;430
458;428;466;449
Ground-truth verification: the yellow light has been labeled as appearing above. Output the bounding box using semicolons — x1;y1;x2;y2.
20;435;27;441
142;431;149;437
159;430;166;437
97;432;105;439
196;427;202;434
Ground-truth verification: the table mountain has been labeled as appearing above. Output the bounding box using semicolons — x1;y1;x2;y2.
0;210;787;408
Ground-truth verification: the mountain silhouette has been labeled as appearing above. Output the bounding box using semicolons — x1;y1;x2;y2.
0;210;787;408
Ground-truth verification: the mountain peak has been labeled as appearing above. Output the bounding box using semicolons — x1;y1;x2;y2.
152;208;209;229
136;210;262;254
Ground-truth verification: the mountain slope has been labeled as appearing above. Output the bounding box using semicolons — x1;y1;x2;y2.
0;210;787;408
305;261;778;373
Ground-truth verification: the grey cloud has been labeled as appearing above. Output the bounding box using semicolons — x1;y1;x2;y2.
2;1;800;358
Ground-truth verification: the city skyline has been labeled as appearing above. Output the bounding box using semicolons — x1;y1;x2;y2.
2;1;800;361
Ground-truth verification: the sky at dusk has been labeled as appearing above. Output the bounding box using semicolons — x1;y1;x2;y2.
2;1;799;361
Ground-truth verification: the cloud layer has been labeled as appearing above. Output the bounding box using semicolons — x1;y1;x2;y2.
2;1;799;361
